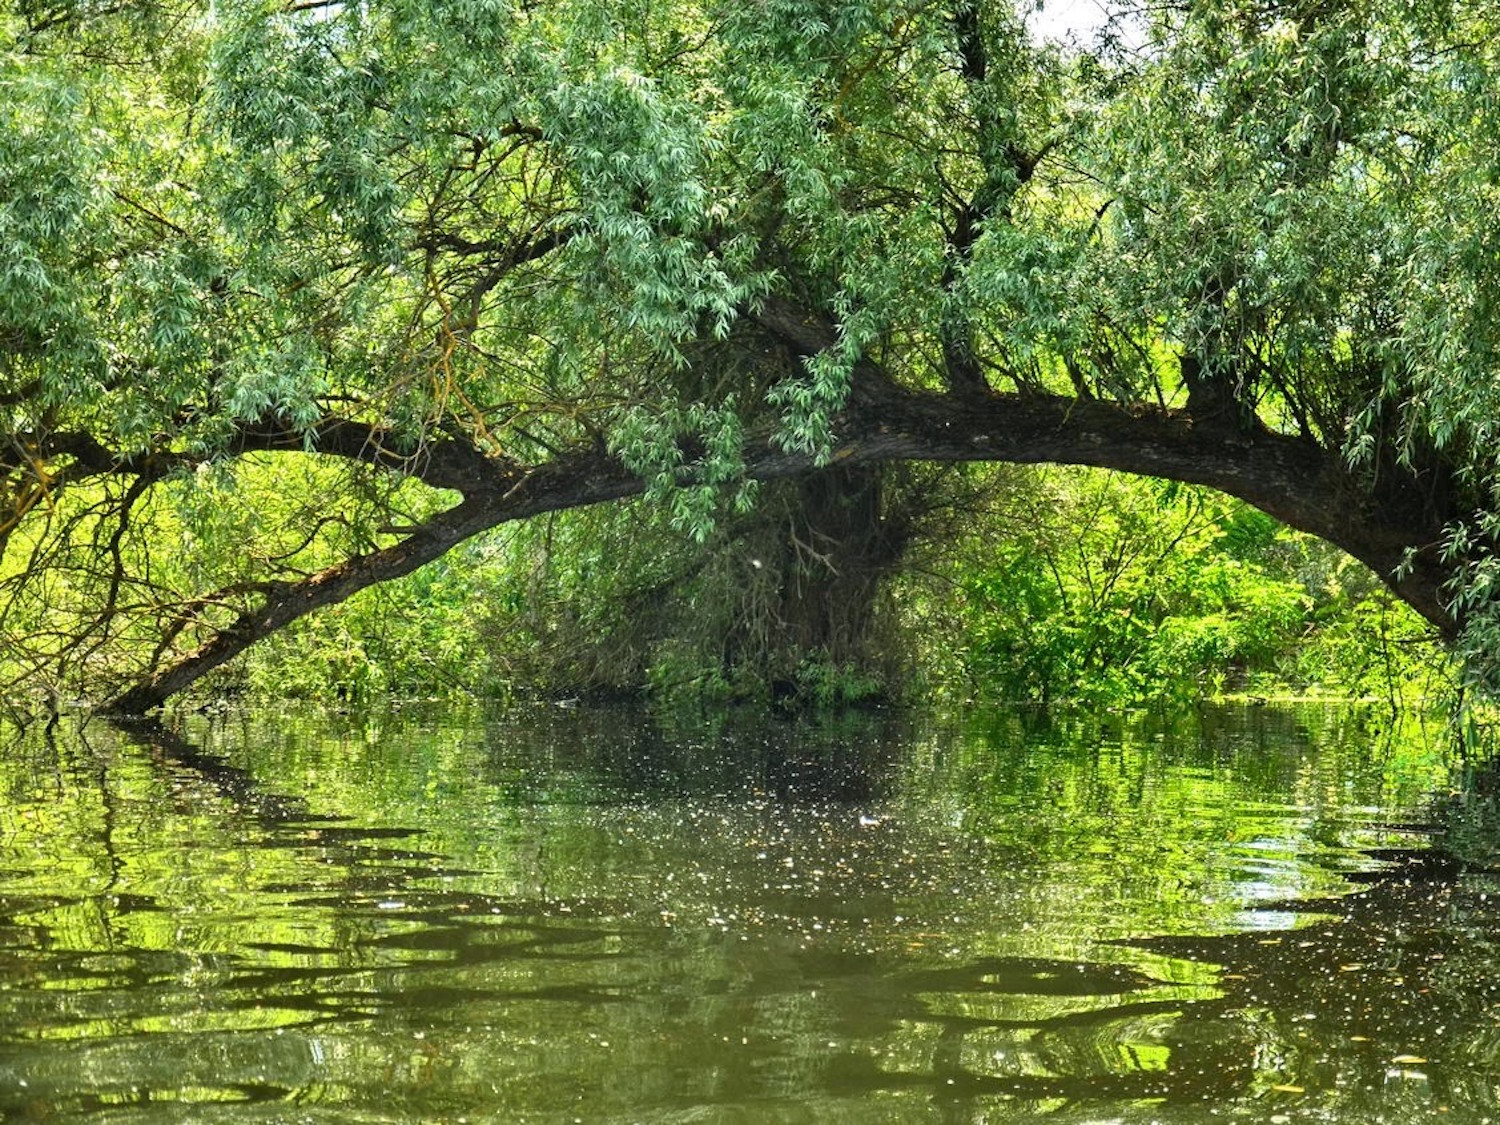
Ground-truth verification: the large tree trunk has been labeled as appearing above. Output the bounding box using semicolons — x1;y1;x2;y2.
762;466;907;690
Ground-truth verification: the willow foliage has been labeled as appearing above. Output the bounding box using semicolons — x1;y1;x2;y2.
1;0;1499;708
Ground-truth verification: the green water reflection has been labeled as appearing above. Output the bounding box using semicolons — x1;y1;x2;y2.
0;703;1492;1123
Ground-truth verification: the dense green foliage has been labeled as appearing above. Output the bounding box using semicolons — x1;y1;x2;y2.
910;469;1447;705
1;0;1498;709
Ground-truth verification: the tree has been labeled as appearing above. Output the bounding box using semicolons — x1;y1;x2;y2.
1;0;1497;712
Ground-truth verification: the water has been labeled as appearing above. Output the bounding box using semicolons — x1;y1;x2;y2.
0;702;1494;1123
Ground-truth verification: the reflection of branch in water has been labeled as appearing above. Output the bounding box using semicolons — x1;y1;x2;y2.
1123;848;1500;1115
63;716;646;1056
71;721;126;956
807;951;1249;1111
102;716;464;939
100;714;631;928
825;1026;1253;1105
105;715;314;827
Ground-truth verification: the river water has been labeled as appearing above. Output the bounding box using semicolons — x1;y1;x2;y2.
0;703;1496;1123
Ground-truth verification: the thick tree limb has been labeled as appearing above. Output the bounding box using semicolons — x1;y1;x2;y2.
33;413;500;493
831;382;1453;634
104;452;638;713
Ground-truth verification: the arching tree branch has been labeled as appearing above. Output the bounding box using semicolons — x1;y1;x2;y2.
102;378;1458;714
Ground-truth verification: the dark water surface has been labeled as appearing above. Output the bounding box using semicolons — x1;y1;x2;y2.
0;703;1496;1123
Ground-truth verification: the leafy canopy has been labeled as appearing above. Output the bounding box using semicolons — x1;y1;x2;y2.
3;0;1500;706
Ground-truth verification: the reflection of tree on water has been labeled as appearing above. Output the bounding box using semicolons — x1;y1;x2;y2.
807;846;1500;1123
0;705;1487;1122
813;952;1251;1109
1132;848;1500;1122
0;720;610;1113
487;703;909;804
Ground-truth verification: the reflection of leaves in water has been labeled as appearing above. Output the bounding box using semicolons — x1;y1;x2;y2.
906;956;1163;997
1132;848;1500;1120
0;703;1480;1123
791;947;1251;1110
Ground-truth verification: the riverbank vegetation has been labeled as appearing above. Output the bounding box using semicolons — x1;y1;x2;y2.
0;0;1495;715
